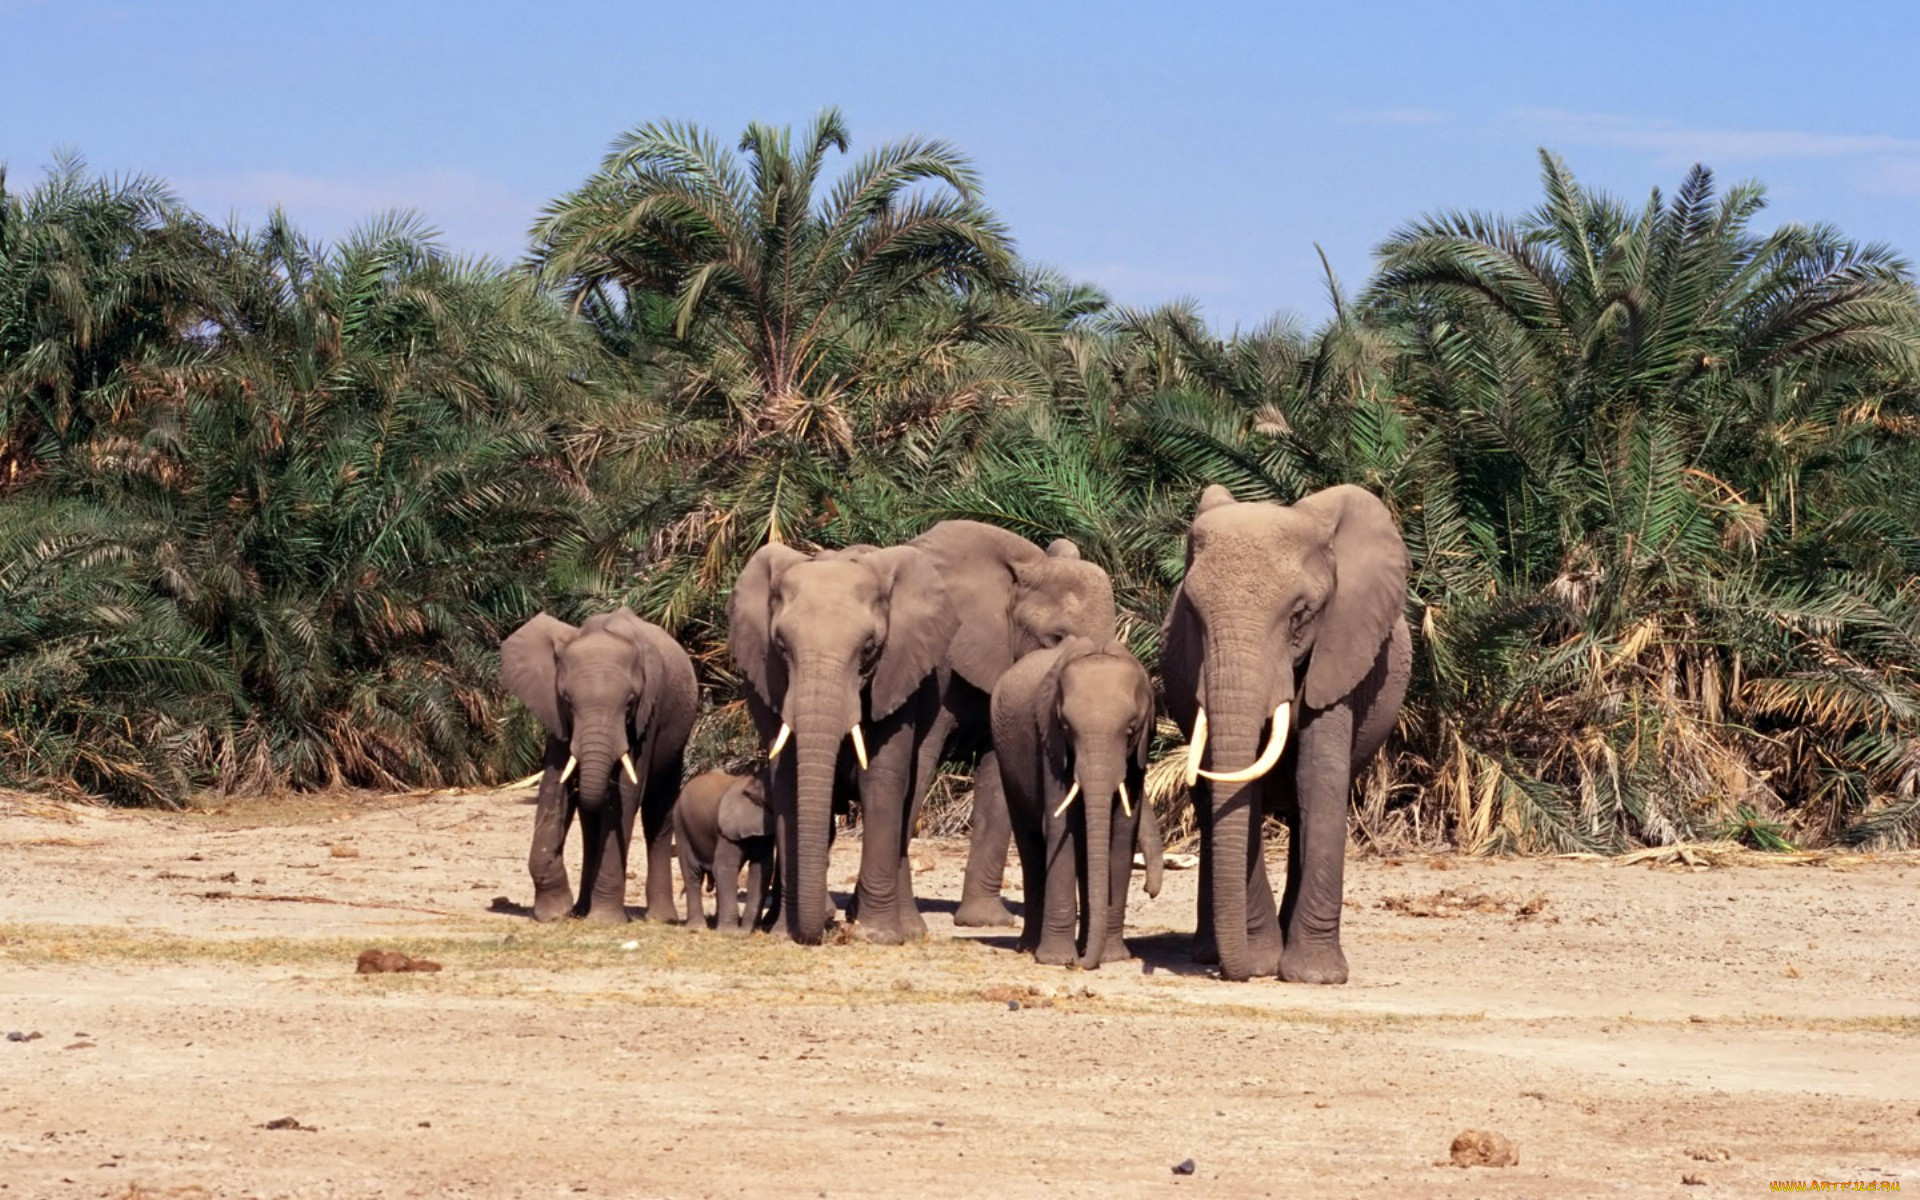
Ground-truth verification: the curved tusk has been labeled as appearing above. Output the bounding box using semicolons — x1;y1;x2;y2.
767;723;792;759
620;753;638;784
1197;702;1291;784
1052;779;1083;819
1183;708;1209;787
849;724;869;771
558;755;578;784
1117;779;1133;819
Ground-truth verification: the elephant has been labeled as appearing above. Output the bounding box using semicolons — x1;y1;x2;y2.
728;542;956;945
992;637;1164;968
1161;484;1411;983
906;522;1118;927
671;771;777;933
500;609;698;924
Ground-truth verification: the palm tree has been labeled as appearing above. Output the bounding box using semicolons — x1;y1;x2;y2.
530;109;1035;642
1366;151;1920;849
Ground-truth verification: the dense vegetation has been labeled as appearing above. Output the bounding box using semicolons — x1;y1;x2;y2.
5;113;1920;851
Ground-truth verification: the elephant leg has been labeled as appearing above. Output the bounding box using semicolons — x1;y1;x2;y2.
527;745;576;922
955;746;1017;927
1010;818;1046;953
580;804;630;925
1279;705;1352;984
713;840;745;934
1243;794;1284;978
676;829;703;931
1099;806;1137;965
1034;808;1082;966
1191;787;1216;963
851;715;922;945
639;755;682;924
742;851;770;932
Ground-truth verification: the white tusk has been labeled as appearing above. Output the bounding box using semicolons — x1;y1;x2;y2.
849;724;869;770
620;753;638;784
1184;708;1209;787
1197;702;1292;784
768;723;792;759
1117;779;1133;819
559;755;578;784
1052;779;1082;819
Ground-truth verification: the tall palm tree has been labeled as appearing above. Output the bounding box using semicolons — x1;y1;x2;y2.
1365;151;1920;849
530;109;1037;642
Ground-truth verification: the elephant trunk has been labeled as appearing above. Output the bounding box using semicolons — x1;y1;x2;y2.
570;719;625;813
1073;753;1123;970
785;664;858;945
1202;626;1285;983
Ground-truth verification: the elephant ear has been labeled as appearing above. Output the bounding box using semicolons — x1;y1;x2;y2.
1158;586;1202;737
1130;659;1156;772
727;542;808;716
914;521;1036;692
1035;644;1080;792
501;613;579;740
1044;538;1082;559
863;544;956;719
1293;484;1409;709
718;778;771;841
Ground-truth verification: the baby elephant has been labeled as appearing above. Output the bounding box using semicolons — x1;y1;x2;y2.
992;637;1163;968
672;771;777;933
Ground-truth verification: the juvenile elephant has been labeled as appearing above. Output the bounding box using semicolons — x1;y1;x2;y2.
672;771;776;933
907;523;1118;927
992;637;1163;968
501;609;698;924
1162;484;1410;983
728;542;955;945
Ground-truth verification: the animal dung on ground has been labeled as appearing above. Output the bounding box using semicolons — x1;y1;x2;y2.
1445;1129;1518;1168
355;949;442;974
258;1116;318;1132
1381;888;1550;920
1171;1158;1196;1175
5;1030;43;1043
328;843;360;858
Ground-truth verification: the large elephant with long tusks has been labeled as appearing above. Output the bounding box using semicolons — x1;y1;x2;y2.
501;609;698;924
728;543;955;945
1161;484;1411;983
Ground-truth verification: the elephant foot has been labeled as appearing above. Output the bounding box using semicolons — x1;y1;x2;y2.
531;892;574;923
849;921;907;946
1096;937;1135;967
1280;941;1349;985
952;896;1017;928
640;904;679;925
581;904;630;926
715;924;750;938
1034;940;1080;968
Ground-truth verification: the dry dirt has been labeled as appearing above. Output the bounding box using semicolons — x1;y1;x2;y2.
2;786;1916;1199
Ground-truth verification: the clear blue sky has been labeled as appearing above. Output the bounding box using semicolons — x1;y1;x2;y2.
7;1;1918;332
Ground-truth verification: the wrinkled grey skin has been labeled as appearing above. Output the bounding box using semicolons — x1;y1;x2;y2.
501;610;698;924
728;544;955;945
1162;485;1411;983
908;523;1118;928
672;771;776;933
993;638;1163;968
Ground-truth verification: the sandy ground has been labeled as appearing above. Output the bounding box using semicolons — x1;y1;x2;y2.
1;786;1916;1200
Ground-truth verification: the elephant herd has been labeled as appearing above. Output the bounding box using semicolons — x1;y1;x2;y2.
498;484;1410;984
